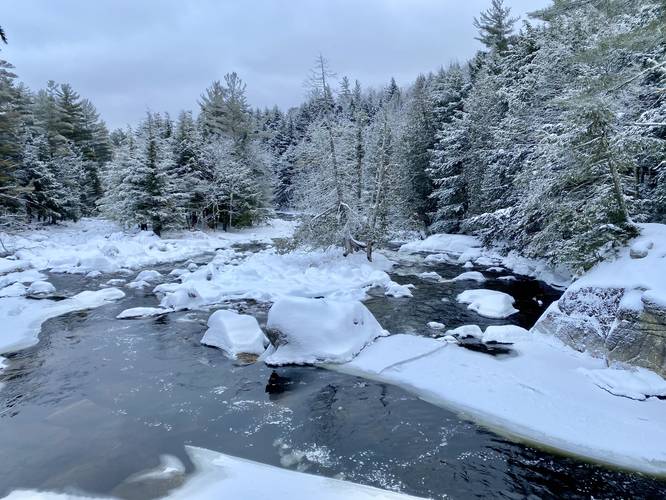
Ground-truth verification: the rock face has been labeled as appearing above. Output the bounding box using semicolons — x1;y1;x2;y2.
532;286;666;376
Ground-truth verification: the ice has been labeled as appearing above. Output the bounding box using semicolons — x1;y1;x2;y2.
578;366;666;401
201;309;268;358
457;289;518;319
446;271;486;282
334;329;666;475
264;297;388;365
116;307;168;319
27;281;56;295
135;269;162;282
0;288;125;354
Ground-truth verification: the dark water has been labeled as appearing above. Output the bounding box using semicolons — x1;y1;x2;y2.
1;252;665;499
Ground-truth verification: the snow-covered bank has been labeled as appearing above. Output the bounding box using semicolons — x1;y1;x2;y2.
3;446;423;499
0;217;297;276
399;233;571;288
0;288;125;355
331;330;666;476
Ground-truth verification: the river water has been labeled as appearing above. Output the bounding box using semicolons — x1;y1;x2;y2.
1;247;665;499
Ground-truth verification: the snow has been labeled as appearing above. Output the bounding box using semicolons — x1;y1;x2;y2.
0;288;125;354
264;297;388;365
0;269;46;288
578;366;666;401
116;307;168;319
399;232;571;287
125;280;151;289
399;233;481;255
26;281;56;295
0;282;27;298
384;282;414;298
156;247;401;310
0;217;298;276
200;309;268;357
446;271;486;282
333;331;666;475
135;269;162;282
427;321;446;330
417;271;442;281
1;445;422;499
457;289;518;319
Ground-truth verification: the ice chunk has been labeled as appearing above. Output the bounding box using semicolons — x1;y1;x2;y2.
264;297;388;365
457;289;518;319
201;309;268;358
116;307;168;319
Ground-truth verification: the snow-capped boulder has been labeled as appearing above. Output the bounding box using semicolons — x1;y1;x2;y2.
135;269;163;282
201;309;268;358
384;282;414;298
418;271;442;281
27;281;56;295
187;262;198;272
169;268;189;278
160;286;204;311
399;233;481;256
86;270;102;278
427;321;446;330
126;280;151;289
0;282;27;298
264;297;388;365
447;271;486;282
116;307;169;319
629;240;653;259
457;289;518;319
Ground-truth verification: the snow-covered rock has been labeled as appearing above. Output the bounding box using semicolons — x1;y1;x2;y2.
125;280;151;289
26;281;56;295
417;271;442;281
169;268;189;278
384;282;414;298
264;297;388;365
85;270;102;278
116;307;168;319
457;289;518;319
445;324;483;338
578;366;666;401
135;269;162;282
160;286;205;311
532;223;666;376
201;309;268;358
0;269;45;288
427;321;446;330
106;278;125;286
447;271;486;282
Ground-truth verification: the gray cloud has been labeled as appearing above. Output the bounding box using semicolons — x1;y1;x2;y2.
1;0;550;129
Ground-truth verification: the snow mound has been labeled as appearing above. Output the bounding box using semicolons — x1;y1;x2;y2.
399;233;481;255
135;269;162;282
27;281;56;295
0;282;27;298
427;321;446;330
116;307;168;319
264;297;388;365
457;289;518;319
417;271;442;281
384;282;414;298
447;271;486;283
201;309;268;358
125;280;151;289
578;366;666;401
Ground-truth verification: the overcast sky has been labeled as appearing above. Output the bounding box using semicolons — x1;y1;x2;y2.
1;0;550;129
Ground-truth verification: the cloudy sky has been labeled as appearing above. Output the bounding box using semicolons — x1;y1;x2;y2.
1;0;550;129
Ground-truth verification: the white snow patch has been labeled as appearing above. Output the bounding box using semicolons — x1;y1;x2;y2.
446;271;486;283
578;366;666;401
265;297;388;365
384;282;414;298
457;289;518;319
27;281;56;295
135;270;162;282
0;282;27;298
201;309;268;358
0;288;125;354
116;307;169;319
399;234;481;255
427;321;446;330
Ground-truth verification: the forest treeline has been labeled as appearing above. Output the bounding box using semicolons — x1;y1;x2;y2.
0;0;664;272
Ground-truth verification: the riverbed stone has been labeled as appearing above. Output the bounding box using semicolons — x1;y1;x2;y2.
532;286;666;376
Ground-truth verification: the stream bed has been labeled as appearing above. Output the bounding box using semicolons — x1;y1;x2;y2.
1;249;665;499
